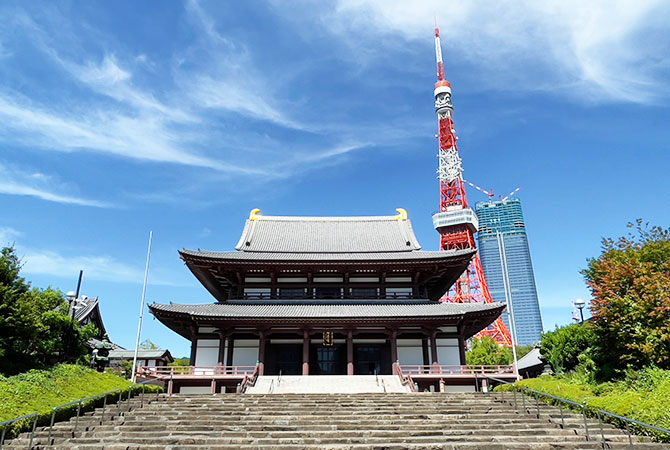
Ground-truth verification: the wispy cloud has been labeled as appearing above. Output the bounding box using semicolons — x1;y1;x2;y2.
20;248;189;287
0;161;110;207
182;0;309;130
314;0;670;104
0;226;22;245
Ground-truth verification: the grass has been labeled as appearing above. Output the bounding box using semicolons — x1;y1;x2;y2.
0;364;161;439
512;368;670;441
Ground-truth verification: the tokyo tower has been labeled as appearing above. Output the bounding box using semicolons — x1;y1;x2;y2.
430;24;513;347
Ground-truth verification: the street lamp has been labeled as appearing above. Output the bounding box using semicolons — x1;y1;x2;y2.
574;298;586;324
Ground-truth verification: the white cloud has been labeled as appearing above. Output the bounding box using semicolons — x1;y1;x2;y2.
0;226;22;244
320;0;669;104
0;161;110;207
20;248;188;287
182;0;309;130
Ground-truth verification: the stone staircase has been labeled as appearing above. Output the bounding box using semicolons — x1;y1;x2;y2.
247;375;411;394
5;392;668;449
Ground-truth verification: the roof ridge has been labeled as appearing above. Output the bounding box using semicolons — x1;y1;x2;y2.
252;215;403;221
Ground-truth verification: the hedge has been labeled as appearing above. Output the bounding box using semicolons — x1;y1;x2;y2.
508;368;670;442
0;364;162;439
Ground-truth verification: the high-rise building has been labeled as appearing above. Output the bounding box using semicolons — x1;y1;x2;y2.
475;198;543;346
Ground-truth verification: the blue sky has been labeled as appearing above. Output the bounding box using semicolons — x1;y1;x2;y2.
1;1;668;357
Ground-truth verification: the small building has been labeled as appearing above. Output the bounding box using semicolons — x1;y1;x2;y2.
109;349;174;369
148;210;511;393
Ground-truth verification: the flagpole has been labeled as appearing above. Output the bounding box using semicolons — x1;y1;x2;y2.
131;231;153;382
498;231;520;381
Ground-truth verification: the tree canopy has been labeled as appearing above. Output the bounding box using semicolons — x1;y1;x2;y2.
582;221;670;372
0;247;96;375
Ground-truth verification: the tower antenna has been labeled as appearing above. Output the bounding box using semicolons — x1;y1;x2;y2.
430;21;513;347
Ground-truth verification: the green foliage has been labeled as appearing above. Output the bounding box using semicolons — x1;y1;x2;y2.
118;360;133;379
139;339;159;350
169;357;191;367
0;364;162;438
514;368;670;441
582;221;670;371
515;345;535;360
539;323;597;375
0;247;97;375
467;336;513;365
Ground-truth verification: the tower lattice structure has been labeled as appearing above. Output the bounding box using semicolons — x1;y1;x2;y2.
430;25;512;347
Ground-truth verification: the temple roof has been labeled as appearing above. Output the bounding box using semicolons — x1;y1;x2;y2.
180;248;472;262
233;213;421;253
149;301;505;339
151;301;502;318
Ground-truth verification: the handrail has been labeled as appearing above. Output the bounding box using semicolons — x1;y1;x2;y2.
238;364;260;393
483;377;670;446
0;378;162;449
393;362;416;392
138;365;257;378
400;364;515;376
0;413;38;450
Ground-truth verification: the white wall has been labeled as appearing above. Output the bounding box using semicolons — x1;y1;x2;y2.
194;339;219;367
444;384;476;393
179;386;212;394
397;339;424;366
436;338;461;366
232;339;259;366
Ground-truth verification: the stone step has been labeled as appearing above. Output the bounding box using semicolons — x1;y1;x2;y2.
4;392;666;450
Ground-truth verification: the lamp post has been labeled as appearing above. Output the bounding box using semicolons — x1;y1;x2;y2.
574;298;585;324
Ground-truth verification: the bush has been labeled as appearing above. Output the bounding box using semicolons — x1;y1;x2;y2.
0;364;162;439
514;368;670;442
539;323;597;375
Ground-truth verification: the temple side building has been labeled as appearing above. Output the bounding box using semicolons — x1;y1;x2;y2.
149;209;508;392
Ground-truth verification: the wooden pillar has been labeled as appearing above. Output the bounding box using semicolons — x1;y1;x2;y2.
302;329;310;375
390;329;398;363
189;324;198;365
210;379;217;394
422;337;430;368
347;329;354;376
167;378;174;396
258;330;266;376
226;336;234;366
430;331;439;371
217;330;226;365
189;340;197;366
457;336;467;365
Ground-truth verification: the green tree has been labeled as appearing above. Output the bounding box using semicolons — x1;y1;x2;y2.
582;221;670;371
139;339;159;350
466;336;513;365
539;323;596;374
169;357;190;367
0;247;96;375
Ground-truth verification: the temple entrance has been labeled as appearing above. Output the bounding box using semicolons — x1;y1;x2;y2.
310;345;346;375
265;344;302;375
354;344;392;375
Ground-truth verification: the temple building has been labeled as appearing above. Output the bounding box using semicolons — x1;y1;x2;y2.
148;209;508;393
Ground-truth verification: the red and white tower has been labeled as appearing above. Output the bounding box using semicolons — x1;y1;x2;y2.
431;25;513;347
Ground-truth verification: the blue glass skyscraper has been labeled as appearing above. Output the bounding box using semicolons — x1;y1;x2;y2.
475;198;543;346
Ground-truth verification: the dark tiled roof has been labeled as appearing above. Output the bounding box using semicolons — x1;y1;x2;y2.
109;349;173;361
180;248;473;262
150;301;504;319
233;214;421;253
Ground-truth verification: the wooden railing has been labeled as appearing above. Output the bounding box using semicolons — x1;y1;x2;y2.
392;362;416;392
399;364;515;376
238;365;260;393
137;365;257;378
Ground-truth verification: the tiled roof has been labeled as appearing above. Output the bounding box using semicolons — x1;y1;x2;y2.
233;214;421;253
179;248;473;262
150;301;504;319
109;350;172;360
